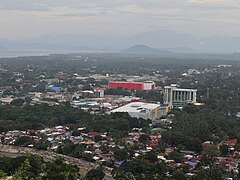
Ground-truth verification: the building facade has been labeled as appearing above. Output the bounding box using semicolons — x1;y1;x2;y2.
164;84;197;108
108;81;155;91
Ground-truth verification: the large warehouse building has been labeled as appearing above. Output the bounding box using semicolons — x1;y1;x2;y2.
108;81;155;91
163;84;197;108
109;102;169;120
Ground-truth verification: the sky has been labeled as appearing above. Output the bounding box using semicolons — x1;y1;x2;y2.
0;0;240;39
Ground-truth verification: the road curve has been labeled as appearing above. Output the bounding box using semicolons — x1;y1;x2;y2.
0;145;114;180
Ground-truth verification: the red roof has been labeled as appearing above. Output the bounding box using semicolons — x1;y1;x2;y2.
28;129;36;133
22;80;30;83
2;86;12;89
96;87;106;91
227;139;237;147
88;132;100;136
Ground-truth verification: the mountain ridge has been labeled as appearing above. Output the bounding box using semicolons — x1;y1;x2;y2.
1;29;240;53
120;44;173;55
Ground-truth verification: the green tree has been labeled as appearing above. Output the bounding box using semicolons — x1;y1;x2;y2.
220;145;229;156
202;145;220;165
172;170;186;180
10;99;25;106
114;148;129;161
12;159;33;179
25;97;32;105
139;134;150;144
84;167;105;180
44;156;79;180
145;150;158;163
169;151;183;163
0;170;7;179
14;136;33;147
207;165;223;180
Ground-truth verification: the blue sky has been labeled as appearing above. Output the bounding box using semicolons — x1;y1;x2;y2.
0;0;240;39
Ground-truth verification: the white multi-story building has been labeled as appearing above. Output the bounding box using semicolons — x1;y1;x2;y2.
164;84;197;108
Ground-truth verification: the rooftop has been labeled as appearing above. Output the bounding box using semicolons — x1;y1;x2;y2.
110;102;160;113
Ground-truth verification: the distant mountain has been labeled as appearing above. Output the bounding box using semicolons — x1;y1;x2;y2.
1;29;240;53
120;44;172;55
127;30;198;48
127;30;240;53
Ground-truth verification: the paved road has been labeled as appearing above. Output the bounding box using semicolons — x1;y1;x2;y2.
0;151;25;158
0;145;114;180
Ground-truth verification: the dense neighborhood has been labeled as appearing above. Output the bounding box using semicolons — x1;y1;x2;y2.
0;54;240;179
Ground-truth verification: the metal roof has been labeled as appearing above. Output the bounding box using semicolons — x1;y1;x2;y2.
110;102;160;113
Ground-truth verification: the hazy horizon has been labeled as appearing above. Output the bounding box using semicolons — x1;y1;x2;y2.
1;1;240;53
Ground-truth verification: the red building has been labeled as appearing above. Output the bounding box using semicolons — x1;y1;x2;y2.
108;81;155;91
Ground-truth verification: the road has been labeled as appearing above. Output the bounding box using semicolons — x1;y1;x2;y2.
0;151;25;158
0;145;114;180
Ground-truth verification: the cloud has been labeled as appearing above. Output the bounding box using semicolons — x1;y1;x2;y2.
59;12;100;17
187;0;230;3
0;0;240;39
0;1;50;11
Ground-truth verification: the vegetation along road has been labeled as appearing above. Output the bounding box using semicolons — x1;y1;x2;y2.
0;145;114;180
